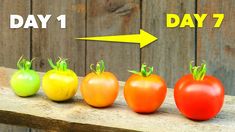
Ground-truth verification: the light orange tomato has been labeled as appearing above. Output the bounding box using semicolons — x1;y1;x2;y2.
124;64;167;113
80;60;119;107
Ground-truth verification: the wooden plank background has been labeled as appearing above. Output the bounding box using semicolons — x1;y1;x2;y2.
197;0;235;96
32;0;86;76
0;0;30;69
0;1;31;131
141;0;195;88
86;0;140;81
0;0;234;131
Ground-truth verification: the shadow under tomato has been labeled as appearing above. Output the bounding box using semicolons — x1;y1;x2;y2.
133;110;158;115
182;115;216;122
15;93;41;98
50;98;78;104
130;104;180;116
186;118;210;122
85;103;116;109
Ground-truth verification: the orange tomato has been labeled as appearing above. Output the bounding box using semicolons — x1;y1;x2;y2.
124;64;167;113
81;60;119;107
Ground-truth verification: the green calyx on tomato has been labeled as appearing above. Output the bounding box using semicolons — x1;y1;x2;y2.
48;58;68;71
17;56;34;70
128;64;153;77
190;61;207;81
90;60;105;75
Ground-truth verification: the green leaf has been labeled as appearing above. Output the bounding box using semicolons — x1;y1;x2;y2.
16;56;33;70
128;70;141;75
48;57;68;71
128;64;154;77
190;61;207;80
90;60;106;75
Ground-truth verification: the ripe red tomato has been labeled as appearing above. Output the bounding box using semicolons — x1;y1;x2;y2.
124;64;167;113
174;62;224;120
81;60;119;107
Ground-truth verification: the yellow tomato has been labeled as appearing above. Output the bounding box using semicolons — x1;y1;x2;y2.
42;58;78;101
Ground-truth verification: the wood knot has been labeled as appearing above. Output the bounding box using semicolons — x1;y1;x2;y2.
105;0;135;16
225;45;232;51
224;45;235;56
105;0;125;12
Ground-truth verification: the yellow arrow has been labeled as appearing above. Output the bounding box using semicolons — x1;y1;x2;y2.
75;29;157;48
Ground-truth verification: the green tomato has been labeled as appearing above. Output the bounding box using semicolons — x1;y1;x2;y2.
10;57;40;97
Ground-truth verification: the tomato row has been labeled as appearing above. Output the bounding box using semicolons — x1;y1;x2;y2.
10;57;224;121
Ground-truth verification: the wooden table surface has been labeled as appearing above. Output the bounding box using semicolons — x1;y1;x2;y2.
0;67;234;132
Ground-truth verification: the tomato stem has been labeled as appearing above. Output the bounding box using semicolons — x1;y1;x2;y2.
128;64;153;77
190;61;207;80
17;56;33;70
90;60;105;75
48;57;68;71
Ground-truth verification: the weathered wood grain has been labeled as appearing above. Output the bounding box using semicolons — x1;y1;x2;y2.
34;130;57;132
0;124;30;132
197;0;235;95
0;0;30;68
86;0;140;81
31;128;56;132
141;0;196;88
0;67;235;132
0;1;31;131
32;0;86;76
